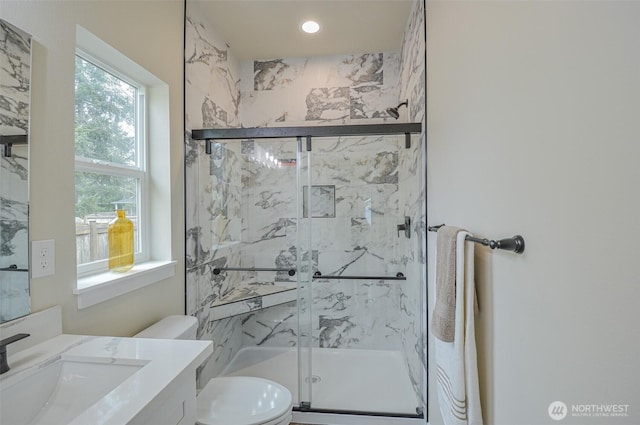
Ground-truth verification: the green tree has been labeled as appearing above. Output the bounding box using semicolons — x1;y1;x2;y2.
74;56;137;219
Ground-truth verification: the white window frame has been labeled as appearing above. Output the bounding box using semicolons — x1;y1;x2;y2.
72;26;175;309
74;50;150;277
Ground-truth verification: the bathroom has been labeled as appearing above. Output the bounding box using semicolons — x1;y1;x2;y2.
1;1;639;425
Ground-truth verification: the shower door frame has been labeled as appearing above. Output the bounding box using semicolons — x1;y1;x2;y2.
191;122;424;419
191;123;421;148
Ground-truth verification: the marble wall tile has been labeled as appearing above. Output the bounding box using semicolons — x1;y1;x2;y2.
339;53;384;85
396;0;427;406
241;53;400;127
0;177;28;263
400;0;426;124
1;20;30;323
185;2;246;379
239;139;302;287
196;314;244;387
241;278;406;352
189;145;243;268
185;8;240;129
241;132;411;354
254;59;298;91
0;20;31;135
305;87;351;121
0;271;29;322
241;300;299;347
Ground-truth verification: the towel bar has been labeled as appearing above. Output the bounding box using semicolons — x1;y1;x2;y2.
428;224;525;254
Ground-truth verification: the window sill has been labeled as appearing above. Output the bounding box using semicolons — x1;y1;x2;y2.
74;260;176;310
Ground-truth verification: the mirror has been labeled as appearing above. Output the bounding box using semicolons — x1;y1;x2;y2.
0;19;31;323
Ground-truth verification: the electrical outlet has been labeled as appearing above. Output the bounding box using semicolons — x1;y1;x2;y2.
32;239;55;278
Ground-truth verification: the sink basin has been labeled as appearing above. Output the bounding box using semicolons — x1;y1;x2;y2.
0;356;146;425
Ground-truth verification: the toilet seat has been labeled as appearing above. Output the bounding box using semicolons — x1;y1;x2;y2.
196;376;293;425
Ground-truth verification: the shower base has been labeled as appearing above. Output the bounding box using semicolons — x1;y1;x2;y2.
221;346;423;423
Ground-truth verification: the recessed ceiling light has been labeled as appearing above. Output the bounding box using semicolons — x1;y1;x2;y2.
301;20;320;34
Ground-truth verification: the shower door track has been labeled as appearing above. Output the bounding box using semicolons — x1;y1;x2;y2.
191;122;422;151
191;122;421;140
294;406;424;419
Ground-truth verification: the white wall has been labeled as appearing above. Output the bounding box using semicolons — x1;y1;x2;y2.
2;0;185;336
427;1;640;424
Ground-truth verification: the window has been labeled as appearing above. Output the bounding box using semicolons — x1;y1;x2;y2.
74;52;148;276
72;26;175;309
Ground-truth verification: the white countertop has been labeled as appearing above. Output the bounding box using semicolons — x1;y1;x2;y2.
1;334;213;425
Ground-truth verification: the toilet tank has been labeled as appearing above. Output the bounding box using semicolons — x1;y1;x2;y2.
134;315;198;340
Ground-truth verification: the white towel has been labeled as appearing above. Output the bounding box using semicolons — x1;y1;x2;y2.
433;231;483;425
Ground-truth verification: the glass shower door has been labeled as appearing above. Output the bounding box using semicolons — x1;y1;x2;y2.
298;133;424;417
296;137;313;409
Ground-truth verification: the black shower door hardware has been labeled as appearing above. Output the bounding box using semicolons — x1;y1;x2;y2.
312;271;406;281
192;122;422;154
213;267;296;276
0;264;28;272
0;134;28;157
397;216;411;238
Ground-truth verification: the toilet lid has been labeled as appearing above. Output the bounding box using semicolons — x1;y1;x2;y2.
197;377;293;425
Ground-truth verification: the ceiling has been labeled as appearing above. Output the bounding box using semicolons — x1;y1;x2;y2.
190;0;414;61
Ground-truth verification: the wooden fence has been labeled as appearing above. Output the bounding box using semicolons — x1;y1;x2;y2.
76;214;137;264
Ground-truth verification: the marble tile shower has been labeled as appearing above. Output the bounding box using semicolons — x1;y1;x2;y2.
185;0;426;416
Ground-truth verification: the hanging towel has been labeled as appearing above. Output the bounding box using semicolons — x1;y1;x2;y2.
433;230;483;425
431;225;463;342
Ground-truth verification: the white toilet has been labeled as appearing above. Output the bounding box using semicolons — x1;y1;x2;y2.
135;316;293;425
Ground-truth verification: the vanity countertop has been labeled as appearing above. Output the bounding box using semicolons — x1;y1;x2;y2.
1;333;213;425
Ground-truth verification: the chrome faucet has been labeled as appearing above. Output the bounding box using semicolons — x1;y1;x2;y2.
0;333;29;374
